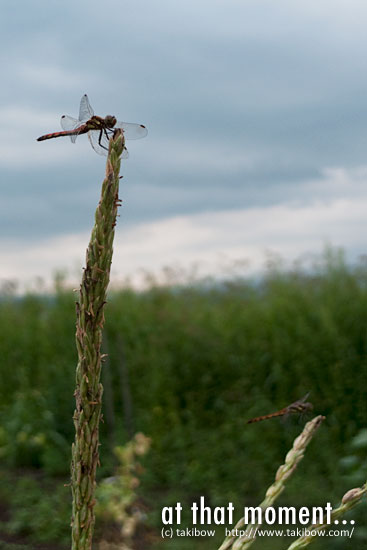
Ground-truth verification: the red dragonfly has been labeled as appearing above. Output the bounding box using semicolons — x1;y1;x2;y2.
37;94;147;157
247;394;313;424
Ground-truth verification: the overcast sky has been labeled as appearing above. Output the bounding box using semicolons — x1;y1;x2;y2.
1;0;367;289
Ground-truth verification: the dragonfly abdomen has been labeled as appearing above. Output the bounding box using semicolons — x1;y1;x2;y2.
37;126;88;141
247;409;286;424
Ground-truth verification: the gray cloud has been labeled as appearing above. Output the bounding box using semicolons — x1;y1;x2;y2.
1;0;367;261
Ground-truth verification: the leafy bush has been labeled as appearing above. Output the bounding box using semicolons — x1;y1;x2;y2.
0;250;366;540
0;475;70;544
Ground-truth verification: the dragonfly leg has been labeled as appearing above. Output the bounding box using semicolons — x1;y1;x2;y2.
98;129;109;152
104;129;111;149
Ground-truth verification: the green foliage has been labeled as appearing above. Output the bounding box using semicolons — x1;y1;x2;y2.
0;474;70;544
0;389;70;473
0;250;366;546
339;429;367;485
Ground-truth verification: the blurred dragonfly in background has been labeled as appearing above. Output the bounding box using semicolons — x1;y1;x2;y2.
37;94;147;157
247;393;313;424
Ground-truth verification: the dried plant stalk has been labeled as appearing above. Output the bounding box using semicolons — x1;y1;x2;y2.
218;415;325;550
286;484;367;550
71;130;125;550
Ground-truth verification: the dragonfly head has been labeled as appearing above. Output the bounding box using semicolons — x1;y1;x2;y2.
105;115;117;128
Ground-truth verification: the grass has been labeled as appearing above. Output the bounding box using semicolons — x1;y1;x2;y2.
0;249;366;549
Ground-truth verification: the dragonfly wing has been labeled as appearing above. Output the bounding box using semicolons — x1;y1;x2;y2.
79;94;94;122
88;130;108;156
114;121;148;140
122;147;129;159
60;115;83;143
298;392;310;404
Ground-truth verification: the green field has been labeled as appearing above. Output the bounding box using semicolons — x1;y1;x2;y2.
0;250;366;549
